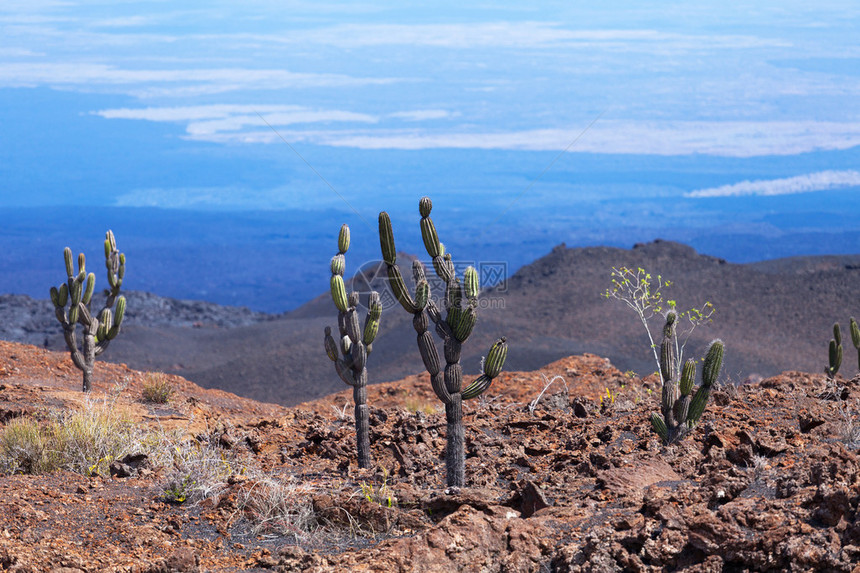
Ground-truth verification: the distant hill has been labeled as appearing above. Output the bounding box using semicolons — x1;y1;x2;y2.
2;240;858;405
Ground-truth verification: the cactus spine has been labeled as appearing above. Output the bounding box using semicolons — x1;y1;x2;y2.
50;230;126;392
826;322;843;380
379;198;508;488
650;311;723;444
323;224;380;469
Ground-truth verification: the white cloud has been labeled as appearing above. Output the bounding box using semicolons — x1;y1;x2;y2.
89;16;158;28
91;106;860;156
246;23;789;51
234;120;860;157
114;186;340;209
0;63;399;93
685;170;860;197
93;104;378;137
389;110;453;122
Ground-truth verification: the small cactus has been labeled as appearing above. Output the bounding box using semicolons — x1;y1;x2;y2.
650;311;723;444
323;224;380;469
379;198;508;488
50;230;126;392
850;317;860;372
826;322;843;380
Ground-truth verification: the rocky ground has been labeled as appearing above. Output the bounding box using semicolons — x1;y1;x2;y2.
0;291;274;348
1;339;860;572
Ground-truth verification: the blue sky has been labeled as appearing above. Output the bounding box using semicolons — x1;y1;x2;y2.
2;1;859;208
1;2;860;312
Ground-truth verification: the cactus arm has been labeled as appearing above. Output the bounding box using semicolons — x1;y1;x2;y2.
324;326;339;361
462;337;508;400
432;253;455;284
338;224;350;253
425;297;454;340
363;292;381;347
420;217;441;258
851;317;860;371
483;337;508;378
335;358;357;386
827;335;842;379
650;413;668;442
826;323;843;379
330;275;349;312
461;374;492;400
464;266;479;302
379;212;398;265
700;339;724;388
385;264;418;313
453;307;477;342
686;340;723;427
82;273;95;306
64;248;74;278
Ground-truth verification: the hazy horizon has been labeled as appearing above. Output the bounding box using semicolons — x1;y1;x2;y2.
2;1;859;310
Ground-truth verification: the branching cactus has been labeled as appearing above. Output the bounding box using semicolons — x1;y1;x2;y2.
323;224;381;469
850;318;859;372
379;197;508;488
650;312;724;444
825;322;843;380
50;230;126;392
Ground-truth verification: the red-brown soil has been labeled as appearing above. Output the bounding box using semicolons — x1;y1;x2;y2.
2;340;860;572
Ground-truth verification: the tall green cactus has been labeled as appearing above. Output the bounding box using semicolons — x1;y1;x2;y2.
50;230;126;392
324;224;380;469
825;322;843;380
650;311;723;444
379;198;508;488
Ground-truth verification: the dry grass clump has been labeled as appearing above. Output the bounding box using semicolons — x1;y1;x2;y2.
0;398;152;475
0;417;49;474
234;476;318;539
142;372;174;403
403;397;438;415
161;433;248;504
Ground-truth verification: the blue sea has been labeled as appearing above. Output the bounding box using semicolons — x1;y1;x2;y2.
2;89;859;312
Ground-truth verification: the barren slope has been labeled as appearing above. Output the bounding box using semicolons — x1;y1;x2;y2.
2;341;860;571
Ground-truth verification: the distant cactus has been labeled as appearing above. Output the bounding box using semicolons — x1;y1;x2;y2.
323;224;380;469
379;198;507;488
850;317;860;372
825;322;843;380
50;230;126;392
650;312;724;444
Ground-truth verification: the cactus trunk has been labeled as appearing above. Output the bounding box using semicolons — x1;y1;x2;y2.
80;327;96;392
80;356;94;393
353;381;370;469
445;395;465;488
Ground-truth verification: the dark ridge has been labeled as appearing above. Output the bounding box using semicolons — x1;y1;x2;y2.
2;240;858;406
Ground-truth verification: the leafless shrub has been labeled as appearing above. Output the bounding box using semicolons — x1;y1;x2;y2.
235;477;318;540
529;374;569;416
